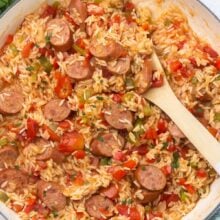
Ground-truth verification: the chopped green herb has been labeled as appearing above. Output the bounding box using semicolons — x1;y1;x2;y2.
214;74;220;81
0;191;9;203
96;96;103;100
52;210;59;218
14;165;20;170
45;34;51;44
121;198;133;204
214;112;220;122
162;142;168;149
97;136;104;142
143;105;152;117
52;1;61;8
171;151;180;169
30;73;37;83
127;198;133;204
100;158;112;165
26;66;34;71
164;19;172;27
43;190;47;197
125;77;135;90
141;166;146;171
0;138;8;146
133;118;145;137
180;188;188;202
39;56;52;73
73;44;86;56
191;76;198;85
14;121;22;127
9;43;18;56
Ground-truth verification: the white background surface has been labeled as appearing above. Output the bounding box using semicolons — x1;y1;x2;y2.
200;0;220;18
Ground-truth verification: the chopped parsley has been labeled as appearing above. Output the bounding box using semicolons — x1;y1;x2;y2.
26;66;34;71
171;151;180;169
164;19;172;27
97;136;104;142
0;138;8;146
162;142;168;149
214;113;220;122
121;198;133;204
96;96;103;100
100;158;112;166
45;34;51;44
52;210;59;218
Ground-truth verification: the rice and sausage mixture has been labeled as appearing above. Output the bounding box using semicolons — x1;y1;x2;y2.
0;0;219;219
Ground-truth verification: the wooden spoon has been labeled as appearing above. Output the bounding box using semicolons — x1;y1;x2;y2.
144;52;220;175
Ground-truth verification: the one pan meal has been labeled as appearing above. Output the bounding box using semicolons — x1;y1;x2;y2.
0;0;219;219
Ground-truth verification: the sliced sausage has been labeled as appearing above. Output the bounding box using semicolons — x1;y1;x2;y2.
0;146;18;168
36;147;65;164
134;165;166;191
65;55;92;80
46;19;72;52
90;132;124;157
69;0;87;23
85;195;114;218
104;103;133;130
37;180;66;211
135;189;160;204
100;183;119;200
107;56;131;75
43;99;70;122
89;39;127;60
168;123;185;139
0;85;24;114
136;58;153;94
0;169;29;193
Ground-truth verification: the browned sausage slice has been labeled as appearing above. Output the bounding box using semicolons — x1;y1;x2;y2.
0;169;29;193
0;146;18;168
168;123;185;139
69;0;87;23
0;85;24;114
43;99;70;122
134;165;166;191
46;19;72;52
90;132;124;157
65;55;92;80
104;103;133;130
37;147;65;164
89;39;127;60
107;56;131;75
37;180;66;211
135;189;161;204
136;58;153;94
85;195;114;218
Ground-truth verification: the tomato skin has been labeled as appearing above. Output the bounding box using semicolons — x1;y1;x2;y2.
58;121;71;130
73;172;84;186
6;34;14;44
130;207;141;220
170;60;182;72
196;168;207;178
87;3;104;16
74;150;86;159
167;144;177;152
12;203;24;212
157;118;167;133
40;5;57;18
22;42;34;58
151;75;164;88
54;72;72;99
112;169;127;181
116;205;141;220
208;126;218;137
178;178;196;194
215;58;220;70
135;145;148;155
27;118;39;141
42;125;60;142
123;159;137;169
112;93;123;103
124;2;135;11
100;184;119;199
203;45;218;58
161;165;172;176
144;127;157;140
59;131;85;153
24;198;37;214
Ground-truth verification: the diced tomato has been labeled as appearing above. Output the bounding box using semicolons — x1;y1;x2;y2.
76;212;84;219
78;103;85;110
123;159;137;169
157;118;167;134
59;131;85;153
167;144;176;152
146;157;156;163
180;66;194;78
135;145;148;155
40;4;57;18
117;205;141;220
73;172;84;186
75;38;86;49
100;184;119;199
169;60;182;72
112;93;123;103
215;58;220;70
161;193;179;205
203;45;218;58
151;75;164;88
130;207;141;220
189;57;197;67
53;58;59;69
111;14;121;24
142;23;149;31
179;146;189;159
87;3;104;16
176;40;186;50
117;204;129;216
22;42;34;58
178;178;186;185
58;121;71;130
74;150;86;159
54;72;72;99
36;160;48;169
196;168;207;178
39;47;54;57
185;184;196;194
64;11;76;26
113;150;126;161
147;211;163;220
5;34;14;44
144;127;157;140
112;169;127;181
126;15;135;24
42;124;60;142
24;198;37;214
124;2;135;11
12;203;24;212
208;126;218;137
27;118;39;141
161;165;172;176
